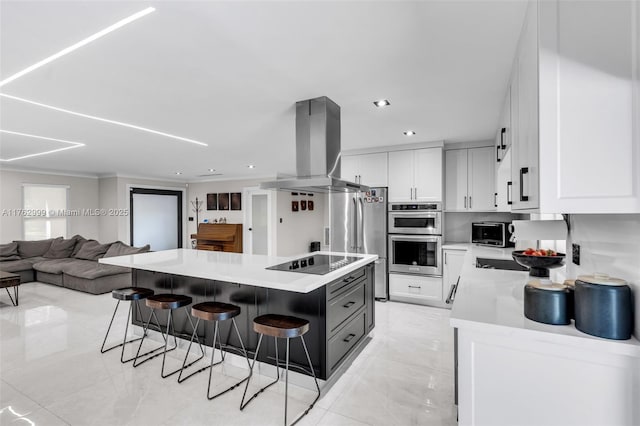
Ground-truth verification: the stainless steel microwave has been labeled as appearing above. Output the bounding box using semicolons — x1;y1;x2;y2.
471;222;514;247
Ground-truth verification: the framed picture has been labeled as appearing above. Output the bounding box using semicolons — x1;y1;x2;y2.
300;200;307;210
291;201;299;212
230;193;242;210
218;193;230;210
308;200;314;211
206;193;217;210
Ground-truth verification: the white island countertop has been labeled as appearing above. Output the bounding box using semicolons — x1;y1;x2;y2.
100;249;377;294
450;244;640;356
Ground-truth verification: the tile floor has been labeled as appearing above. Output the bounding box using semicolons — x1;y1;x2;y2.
0;282;456;426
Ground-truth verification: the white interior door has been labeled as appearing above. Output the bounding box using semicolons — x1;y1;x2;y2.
243;188;273;255
131;189;182;250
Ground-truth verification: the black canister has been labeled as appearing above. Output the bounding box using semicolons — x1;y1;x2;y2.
309;241;321;252
574;274;633;340
524;280;571;325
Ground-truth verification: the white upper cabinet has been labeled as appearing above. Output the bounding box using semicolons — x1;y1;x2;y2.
445;147;496;211
341;152;388;187
496;149;513;212
507;0;640;213
388;148;442;202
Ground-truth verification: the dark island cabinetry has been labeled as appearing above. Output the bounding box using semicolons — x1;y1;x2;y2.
131;262;375;380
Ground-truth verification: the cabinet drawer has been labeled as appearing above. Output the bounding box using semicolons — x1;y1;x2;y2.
328;310;366;373
328;282;366;333
327;267;366;296
389;274;443;301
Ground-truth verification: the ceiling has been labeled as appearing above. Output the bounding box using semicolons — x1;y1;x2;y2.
0;0;527;182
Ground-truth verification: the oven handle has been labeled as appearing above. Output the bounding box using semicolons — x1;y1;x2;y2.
389;211;441;217
388;234;442;242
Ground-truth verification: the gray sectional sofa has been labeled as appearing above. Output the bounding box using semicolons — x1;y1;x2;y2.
0;236;149;295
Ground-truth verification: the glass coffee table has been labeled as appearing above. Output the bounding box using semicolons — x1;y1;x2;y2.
0;271;20;306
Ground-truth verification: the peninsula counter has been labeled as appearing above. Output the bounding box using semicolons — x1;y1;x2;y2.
101;250;378;380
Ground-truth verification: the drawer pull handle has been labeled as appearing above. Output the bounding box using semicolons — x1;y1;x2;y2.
343;277;355;283
343;333;356;343
408;285;421;289
343;301;356;308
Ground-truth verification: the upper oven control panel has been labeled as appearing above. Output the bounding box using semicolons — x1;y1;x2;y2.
389;202;442;211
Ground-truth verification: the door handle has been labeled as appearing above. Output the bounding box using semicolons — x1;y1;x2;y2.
519;167;529;202
464;196;467;209
408;285;421;289
496;145;501;162
494;192;497;208
500;127;506;149
343;301;356;308
343;333;356;343
469;196;472;209
507;181;513;205
445;252;447;265
414;187;417;200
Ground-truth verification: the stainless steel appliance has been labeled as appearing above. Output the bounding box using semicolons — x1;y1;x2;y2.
266;254;360;275
388;234;442;276
388;202;442;235
330;187;388;300
388;203;443;277
471;222;514;247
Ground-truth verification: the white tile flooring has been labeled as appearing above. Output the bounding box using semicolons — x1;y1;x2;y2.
0;283;457;426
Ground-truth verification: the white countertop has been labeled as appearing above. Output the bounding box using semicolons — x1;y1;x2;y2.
450;244;640;356
100;249;377;294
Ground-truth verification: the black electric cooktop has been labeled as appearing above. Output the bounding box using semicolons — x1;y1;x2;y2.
266;254;360;275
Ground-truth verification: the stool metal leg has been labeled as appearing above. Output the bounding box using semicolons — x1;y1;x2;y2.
101;300;152;363
284;337;290;426
288;335;321;426
177;317;213;383
206;318;252;400
133;308;173;367
240;334;281;410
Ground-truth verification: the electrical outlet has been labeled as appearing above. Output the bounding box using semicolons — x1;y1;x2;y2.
572;243;580;265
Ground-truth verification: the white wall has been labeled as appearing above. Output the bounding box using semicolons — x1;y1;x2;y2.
567;214;640;339
276;192;327;256
0;170;100;241
444;212;529;243
98;177;118;242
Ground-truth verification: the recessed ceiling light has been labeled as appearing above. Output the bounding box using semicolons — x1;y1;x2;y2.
248;164;256;169
0;7;155;88
373;99;390;108
0;93;208;147
0;129;85;161
208;168;215;172
404;130;416;136
175;172;182;175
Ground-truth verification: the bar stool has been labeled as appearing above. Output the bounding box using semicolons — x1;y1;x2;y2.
133;293;205;378
101;287;162;363
177;301;252;399
240;314;320;426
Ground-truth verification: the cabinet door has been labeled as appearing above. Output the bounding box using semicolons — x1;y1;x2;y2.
496;149;512;212
445;149;468;211
341;155;359;183
443;249;466;305
512;1;539;210
468;147;496;211
388;150;415;202
414;148;442;202
358;152;388;187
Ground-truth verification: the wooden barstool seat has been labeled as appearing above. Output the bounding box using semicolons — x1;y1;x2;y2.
134;293;204;378
241;314;320;426
101;287;157;363
178;301;251;400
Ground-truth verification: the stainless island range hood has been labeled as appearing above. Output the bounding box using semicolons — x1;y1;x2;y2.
260;96;369;193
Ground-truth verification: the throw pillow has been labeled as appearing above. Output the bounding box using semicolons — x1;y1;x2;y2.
73;240;111;260
15;238;58;258
0;242;19;257
103;241;151;258
43;238;77;259
70;235;88;257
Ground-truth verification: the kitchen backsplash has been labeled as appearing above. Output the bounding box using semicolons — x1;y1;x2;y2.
567;214;640;339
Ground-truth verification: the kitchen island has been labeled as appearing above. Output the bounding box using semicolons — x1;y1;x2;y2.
101;249;377;380
450;244;640;426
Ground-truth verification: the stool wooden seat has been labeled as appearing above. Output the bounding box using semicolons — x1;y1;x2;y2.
134;293;204;378
241;314;320;426
101;287;157;363
178;301;251;400
146;294;192;310
253;314;309;338
192;302;240;322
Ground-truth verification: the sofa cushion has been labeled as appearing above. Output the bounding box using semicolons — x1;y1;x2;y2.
70;235;88;257
73;241;111;260
62;260;130;279
0;242;19;257
103;241;150;258
0;257;46;273
33;258;78;274
43;238;77;259
0;255;21;262
15;238;57;258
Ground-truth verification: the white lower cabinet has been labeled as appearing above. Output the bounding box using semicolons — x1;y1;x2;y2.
389;273;444;306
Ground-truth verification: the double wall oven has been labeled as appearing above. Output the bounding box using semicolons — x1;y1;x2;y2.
388;203;442;276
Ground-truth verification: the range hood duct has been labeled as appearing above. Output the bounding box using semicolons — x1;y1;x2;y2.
260;96;369;193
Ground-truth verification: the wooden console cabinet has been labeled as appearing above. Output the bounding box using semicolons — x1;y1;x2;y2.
190;223;242;253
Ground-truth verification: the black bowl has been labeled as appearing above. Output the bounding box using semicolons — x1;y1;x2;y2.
512;250;566;277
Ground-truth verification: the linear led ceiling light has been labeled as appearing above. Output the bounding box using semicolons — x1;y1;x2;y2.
0;130;85;161
0;93;209;146
0;7;155;88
